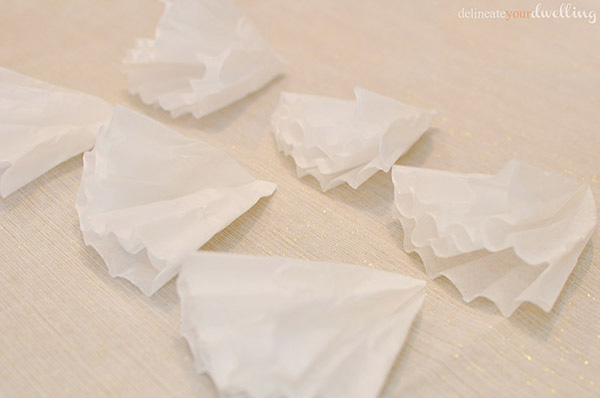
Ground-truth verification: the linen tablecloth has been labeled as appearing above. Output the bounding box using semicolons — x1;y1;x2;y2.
1;1;599;396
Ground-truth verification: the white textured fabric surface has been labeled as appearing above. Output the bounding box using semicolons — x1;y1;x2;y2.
1;1;599;397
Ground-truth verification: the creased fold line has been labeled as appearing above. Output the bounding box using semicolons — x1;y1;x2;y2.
178;251;425;398
76;105;276;295
391;160;596;316
271;87;435;191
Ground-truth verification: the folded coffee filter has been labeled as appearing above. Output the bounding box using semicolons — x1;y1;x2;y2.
0;67;111;197
392;159;596;316
76;105;276;295
271;87;435;191
178;252;425;398
125;0;284;119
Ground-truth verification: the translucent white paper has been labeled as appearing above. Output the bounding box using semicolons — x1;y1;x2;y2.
76;106;276;295
125;0;284;119
0;67;111;197
392;160;596;316
178;252;425;398
271;87;436;191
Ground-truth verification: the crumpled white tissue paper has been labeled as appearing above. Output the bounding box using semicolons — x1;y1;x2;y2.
76;105;276;295
178;252;425;398
125;0;284;119
271;87;436;191
0;67;111;197
392;159;597;316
